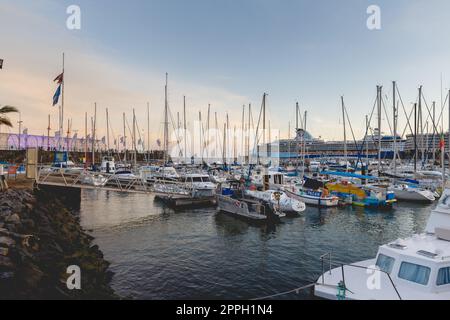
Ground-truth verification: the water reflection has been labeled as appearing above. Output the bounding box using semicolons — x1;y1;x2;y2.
78;189;437;299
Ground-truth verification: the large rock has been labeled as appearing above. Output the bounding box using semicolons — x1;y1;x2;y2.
0;236;15;247
6;213;21;224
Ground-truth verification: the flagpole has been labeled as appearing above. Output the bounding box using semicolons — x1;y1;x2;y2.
61;53;65;148
84;112;87;167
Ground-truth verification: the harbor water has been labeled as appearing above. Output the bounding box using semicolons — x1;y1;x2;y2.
78;190;435;299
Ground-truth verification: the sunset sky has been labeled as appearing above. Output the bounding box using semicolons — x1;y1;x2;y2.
2;0;450;147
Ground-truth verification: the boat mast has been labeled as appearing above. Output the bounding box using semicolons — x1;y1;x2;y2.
106;108;110;155
207;104;210;162
226;113;230;164
133;108;137;168
199;111;203;163
377;86;382;173
262;93;266;162
247;103;252;164
147;102;150;164
433;101;436;167
163;73;169;164
47;114;51;151
84;112;87;167
123;112;127;164
92;103;97;166
366;115;369;168
418;85;423;166
393;81;397;176
414;102;417;174
241;105;245;164
214;111;218;162
61;53;65;148
341;96;347;172
183;96;187;164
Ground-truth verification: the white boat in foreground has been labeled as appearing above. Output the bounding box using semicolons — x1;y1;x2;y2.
314;183;450;300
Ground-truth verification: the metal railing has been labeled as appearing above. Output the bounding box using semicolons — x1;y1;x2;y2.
319;252;402;300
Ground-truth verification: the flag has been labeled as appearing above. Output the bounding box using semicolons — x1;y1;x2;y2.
53;84;62;106
0;59;3;69
53;72;64;84
440;134;445;150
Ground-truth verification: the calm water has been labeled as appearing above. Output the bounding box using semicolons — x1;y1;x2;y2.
78;190;435;299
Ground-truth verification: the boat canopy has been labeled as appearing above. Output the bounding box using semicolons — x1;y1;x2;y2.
321;171;379;180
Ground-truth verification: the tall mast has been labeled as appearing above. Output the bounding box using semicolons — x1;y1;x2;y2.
164;73;169;164
222;123;227;165
199;111;203;163
247;103;252;164
366;115;369;168
214;111;218;161
106;108;110;155
226;113;230;164
433;101;436;166
377;86;382;173
147;102;150;164
133;108;137;168
341;96;347;171
47;114;51;151
123;112;127;163
61;53;65;144
92;103;97;165
262;93;266;156
392;81;397;175
418;85;423;165
207;104;210;162
448;89;450;175
84;112;87;167
241;105;245;163
233;125;237;163
414;103;418;174
183;96;187;164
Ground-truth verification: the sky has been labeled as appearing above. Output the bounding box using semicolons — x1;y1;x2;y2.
1;0;450;148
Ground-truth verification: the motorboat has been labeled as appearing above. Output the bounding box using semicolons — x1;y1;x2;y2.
314;183;450;300
283;178;339;207
217;183;286;222
391;183;436;202
244;189;306;215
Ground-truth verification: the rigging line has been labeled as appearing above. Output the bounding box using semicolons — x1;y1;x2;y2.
251;97;264;163
354;96;377;165
435;91;449;130
381;96;393;136
421;90;440;135
396;84;416;136
251;283;317;300
167;106;183;157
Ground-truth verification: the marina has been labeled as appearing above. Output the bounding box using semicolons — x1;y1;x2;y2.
3;0;450;305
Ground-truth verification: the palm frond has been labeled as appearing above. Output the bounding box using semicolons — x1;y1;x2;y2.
0;117;13;127
0;105;18;114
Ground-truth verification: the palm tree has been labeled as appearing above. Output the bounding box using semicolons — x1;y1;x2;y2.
0;105;18;127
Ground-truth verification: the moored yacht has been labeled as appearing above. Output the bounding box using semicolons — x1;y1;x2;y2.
314;183;450;300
